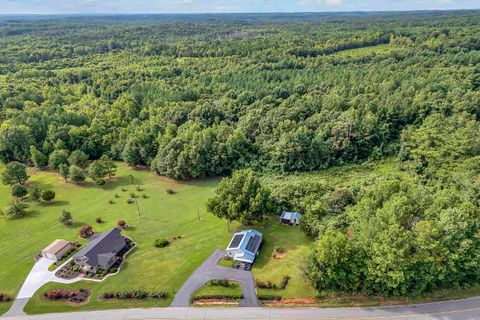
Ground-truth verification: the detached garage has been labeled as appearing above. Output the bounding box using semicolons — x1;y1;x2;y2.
41;239;73;261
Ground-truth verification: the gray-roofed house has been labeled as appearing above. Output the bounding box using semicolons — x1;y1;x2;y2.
72;228;126;273
280;211;302;226
226;229;262;271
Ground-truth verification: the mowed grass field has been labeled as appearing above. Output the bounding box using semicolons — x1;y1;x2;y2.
0;162;316;314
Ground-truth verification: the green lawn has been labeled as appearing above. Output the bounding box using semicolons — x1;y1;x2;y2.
250;222;316;299
192;281;242;299
0;163;239;314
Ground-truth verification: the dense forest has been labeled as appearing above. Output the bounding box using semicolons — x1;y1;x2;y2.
1;11;480;297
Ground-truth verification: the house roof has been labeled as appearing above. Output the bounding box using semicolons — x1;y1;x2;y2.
72;228;125;268
226;229;263;263
42;239;71;255
280;211;303;220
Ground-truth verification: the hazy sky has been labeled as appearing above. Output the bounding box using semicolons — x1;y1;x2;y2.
0;0;479;14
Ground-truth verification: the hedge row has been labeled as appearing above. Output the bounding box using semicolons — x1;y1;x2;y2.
101;290;168;300
257;294;282;301
192;294;243;301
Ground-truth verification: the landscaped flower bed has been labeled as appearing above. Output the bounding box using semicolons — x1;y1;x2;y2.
44;288;90;304
99;290;168;300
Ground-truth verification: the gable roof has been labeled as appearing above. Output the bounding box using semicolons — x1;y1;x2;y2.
42;239;71;255
226;229;263;263
72;228;125;268
280;211;303;220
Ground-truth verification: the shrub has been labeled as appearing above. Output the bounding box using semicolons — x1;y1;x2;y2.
166;188;176;194
257;294;282;301
114;193;120;198
110;268;118;273
48;264;57;271
280;275;290;290
12;184;28;198
150;291;168;298
6;200;28;218
274;246;285;253
30;187;42;202
136;186;143;191
255;280;276;289
79;225;94;238
117;220;127;228
96;217;103;223
95;178;106;186
42;190;56;202
154;238;170;248
129;192;136;198
142;194;148;198
126;198;134;204
108;199;114;204
209;279;232;287
59;209;73;225
121;188;127;192
192;294;242;301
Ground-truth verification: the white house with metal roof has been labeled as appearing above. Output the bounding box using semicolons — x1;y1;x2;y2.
280;211;302;225
226;229;263;270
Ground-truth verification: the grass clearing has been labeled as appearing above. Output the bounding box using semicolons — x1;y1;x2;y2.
0;163;237;314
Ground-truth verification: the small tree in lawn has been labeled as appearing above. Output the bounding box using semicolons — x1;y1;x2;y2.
88;160;107;184
58;164;69;182
48;149;69;170
11;184;28;198
59;210;73;225
69;165;86;183
206;169;271;228
6;200;28;218
30;187;42;202
1;161;29;186
99;155;117;178
42;190;56;202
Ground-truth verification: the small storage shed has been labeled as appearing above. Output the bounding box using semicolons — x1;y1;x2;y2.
280;211;302;225
41;239;73;261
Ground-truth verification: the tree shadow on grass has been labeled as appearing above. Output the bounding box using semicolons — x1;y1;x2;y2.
39;200;69;207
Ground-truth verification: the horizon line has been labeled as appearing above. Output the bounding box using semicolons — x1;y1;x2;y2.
1;8;479;16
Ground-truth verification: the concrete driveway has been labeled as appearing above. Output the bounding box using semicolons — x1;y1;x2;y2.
170;249;260;307
3;257;80;317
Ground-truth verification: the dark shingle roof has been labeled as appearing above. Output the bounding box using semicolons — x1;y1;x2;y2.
72;228;125;268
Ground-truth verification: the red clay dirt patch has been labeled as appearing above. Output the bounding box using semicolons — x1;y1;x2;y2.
267;298;318;306
273;252;286;259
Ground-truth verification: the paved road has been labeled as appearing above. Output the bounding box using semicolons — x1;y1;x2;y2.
170;249;260;307
3;258;80;318
3;297;480;320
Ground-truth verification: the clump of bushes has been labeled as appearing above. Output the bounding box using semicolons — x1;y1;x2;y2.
44;289;90;303
154;238;170;248
209;279;236;287
59;209;73;225
101;290;168;300
79;225;94;238
166;188;175;194
279;275;290;290
192;294;243;302
257;294;282;301
42;190;56;202
255;279;277;289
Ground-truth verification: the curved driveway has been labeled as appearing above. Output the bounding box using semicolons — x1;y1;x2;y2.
170;249;259;307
